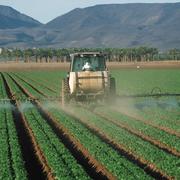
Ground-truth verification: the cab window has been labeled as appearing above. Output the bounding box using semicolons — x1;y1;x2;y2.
72;55;106;72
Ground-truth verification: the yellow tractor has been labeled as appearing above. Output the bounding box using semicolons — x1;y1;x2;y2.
61;52;116;106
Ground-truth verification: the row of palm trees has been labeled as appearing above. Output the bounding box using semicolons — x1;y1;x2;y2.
0;47;180;62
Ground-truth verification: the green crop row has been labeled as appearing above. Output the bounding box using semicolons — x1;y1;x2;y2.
0;108;27;180
136;106;180;132
8;74;45;100
3;70;179;179
13;73;57;97
6;73;89;179
0;75;4;98
73;106;179;178
23;107;89;179
0;109;13;179
0;75;27;179
14;73;59;94
95;106;180;151
48;108;152;179
13;69;180;97
3;73;27;100
8;73;152;179
15;71;65;93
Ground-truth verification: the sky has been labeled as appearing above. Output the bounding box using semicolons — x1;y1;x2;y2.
0;0;179;23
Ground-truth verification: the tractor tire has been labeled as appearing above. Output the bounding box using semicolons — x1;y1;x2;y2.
61;78;70;107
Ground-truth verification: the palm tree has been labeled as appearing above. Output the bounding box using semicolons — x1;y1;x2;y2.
24;49;33;62
13;49;22;62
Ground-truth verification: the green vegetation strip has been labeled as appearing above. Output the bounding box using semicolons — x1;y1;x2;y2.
8;74;44;100
23;107;90;179
111;106;180;138
112;69;180;96
11;74;48;97
13;73;56;96
0;75;27;179
72;106;179;179
48;108;153;179
137;107;180;132
6;73;89;179
0;107;28;180
96;107;180;152
16;71;64;93
9;74;116;179
14;73;57;93
2;73;53;179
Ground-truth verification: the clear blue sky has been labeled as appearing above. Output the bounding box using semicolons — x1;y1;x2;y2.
0;0;179;23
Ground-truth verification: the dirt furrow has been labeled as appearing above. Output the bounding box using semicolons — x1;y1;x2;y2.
1;73;54;180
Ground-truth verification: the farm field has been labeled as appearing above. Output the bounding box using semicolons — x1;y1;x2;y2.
0;69;179;179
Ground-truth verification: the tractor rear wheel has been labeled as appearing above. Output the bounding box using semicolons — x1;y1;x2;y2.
61;78;70;107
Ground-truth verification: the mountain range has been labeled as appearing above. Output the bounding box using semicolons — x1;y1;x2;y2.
0;3;180;50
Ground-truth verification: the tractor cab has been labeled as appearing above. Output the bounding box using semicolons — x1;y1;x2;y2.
70;52;106;72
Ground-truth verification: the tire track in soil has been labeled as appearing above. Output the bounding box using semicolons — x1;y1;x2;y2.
1;73;54;180
8;73;116;180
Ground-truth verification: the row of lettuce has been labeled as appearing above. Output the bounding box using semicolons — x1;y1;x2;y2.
9;73;153;179
0;75;27;179
3;73;90;179
1;71;179;179
9;71;180;179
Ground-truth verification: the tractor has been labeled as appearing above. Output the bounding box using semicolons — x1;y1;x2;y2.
61;52;116;106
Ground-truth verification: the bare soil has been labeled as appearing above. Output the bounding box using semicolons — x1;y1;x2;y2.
0;61;180;71
0;62;70;71
106;61;180;69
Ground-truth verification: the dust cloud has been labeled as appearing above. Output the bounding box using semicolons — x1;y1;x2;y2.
0;102;15;110
109;96;180;116
0;96;179;117
19;102;34;112
109;97;138;117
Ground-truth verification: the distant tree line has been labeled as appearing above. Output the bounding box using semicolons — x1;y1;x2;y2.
0;47;180;62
